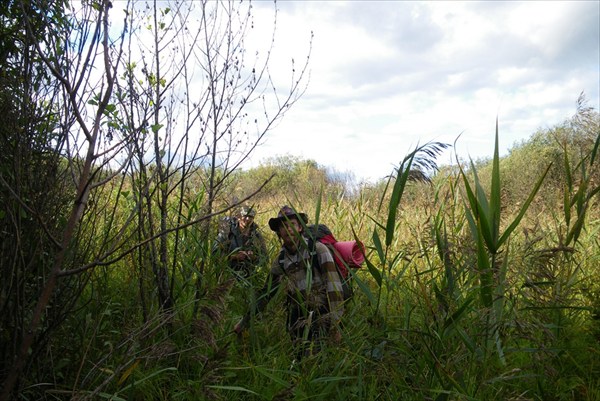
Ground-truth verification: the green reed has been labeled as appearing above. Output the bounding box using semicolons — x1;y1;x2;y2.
457;120;551;364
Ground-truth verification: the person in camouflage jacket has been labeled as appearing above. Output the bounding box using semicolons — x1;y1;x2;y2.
214;205;267;279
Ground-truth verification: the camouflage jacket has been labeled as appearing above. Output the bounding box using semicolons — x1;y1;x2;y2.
214;217;267;271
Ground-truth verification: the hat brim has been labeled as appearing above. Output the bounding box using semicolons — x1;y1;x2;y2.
268;213;308;232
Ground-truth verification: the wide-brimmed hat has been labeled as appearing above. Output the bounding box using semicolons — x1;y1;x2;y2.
268;205;308;232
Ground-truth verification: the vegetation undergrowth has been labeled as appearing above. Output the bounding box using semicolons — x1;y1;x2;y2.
5;108;597;400
0;0;598;396
3;109;596;401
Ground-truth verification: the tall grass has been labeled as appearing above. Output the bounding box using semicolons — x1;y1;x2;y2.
457;120;551;367
31;123;600;401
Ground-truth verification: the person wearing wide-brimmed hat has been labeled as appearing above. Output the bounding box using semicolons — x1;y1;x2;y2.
214;204;267;280
234;205;344;358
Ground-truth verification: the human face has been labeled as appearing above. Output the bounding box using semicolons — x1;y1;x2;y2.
239;215;253;230
278;218;302;253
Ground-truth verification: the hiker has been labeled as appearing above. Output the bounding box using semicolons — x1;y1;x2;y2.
214;205;267;280
233;205;344;358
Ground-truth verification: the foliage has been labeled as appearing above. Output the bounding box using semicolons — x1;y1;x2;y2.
1;0;310;399
4;107;599;400
0;0;76;393
478;93;599;215
1;0;599;399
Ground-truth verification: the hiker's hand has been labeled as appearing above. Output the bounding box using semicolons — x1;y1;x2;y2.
232;251;249;261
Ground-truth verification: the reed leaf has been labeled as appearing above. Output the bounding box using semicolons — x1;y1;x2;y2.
117;359;140;386
385;141;451;247
490;119;501;247
314;185;323;226
473;171;495;253
461;166;494;253
443;296;474;332
494;250;509;320
365;250;383;287
592;131;600;164
253;366;295;387
117;367;177;393
476;229;493;308
372;229;385;270
95;393;127;401
563;180;572;226
352;270;377;304
206;385;259;395
456;326;478;355
434;210;455;298
386;157;413;247
310;376;355;383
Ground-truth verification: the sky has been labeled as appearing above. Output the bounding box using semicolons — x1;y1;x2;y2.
242;1;600;183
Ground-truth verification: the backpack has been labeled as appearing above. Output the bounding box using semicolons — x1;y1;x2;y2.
277;224;365;301
307;224;364;278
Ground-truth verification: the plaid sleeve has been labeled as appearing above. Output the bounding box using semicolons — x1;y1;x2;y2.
316;242;344;325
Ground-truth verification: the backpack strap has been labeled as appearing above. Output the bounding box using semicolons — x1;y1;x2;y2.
277;238;320;275
307;237;322;275
277;248;286;271
278;237;353;303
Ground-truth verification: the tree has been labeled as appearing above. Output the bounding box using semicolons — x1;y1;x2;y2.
0;0;76;397
0;0;310;398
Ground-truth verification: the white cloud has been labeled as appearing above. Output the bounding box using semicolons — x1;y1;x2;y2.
244;0;600;183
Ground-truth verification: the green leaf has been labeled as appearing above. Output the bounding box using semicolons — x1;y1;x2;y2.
476;230;493;308
372;229;384;266
470;162;495;253
434;212;454;296
456;326;478;355
564;144;573;190
489;119;501;247
494;249;509;320
311;375;355;383
565;204;588;246
563;183;571;226
206;385;258;395
591;132;599;165
364;254;382;288
314;186;323;227
385;158;413;246
585;185;600;203
251;366;292;387
105;103;116;113
352;273;377;304
443;296;474;332
118;367;177;392
151;123;163;134
95;393;126;401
